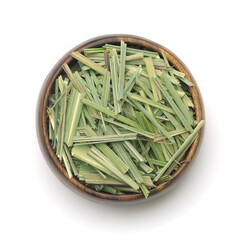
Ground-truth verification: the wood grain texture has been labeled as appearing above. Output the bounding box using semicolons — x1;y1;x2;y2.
36;34;204;201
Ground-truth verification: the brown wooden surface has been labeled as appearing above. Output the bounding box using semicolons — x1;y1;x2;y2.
36;34;204;201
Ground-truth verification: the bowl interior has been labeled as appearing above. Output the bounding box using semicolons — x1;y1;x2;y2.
38;35;203;201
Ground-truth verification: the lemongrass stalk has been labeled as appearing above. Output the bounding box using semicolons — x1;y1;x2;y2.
128;96;175;143
79;110;87;128
103;44;158;57
164;140;194;176
155;69;180;85
144;57;161;101
48;116;54;141
153;76;193;133
138;162;153;173
163;110;190;139
56;77;67;160
156;116;170;121
63;63;84;93
90;70;102;93
71;51;109;75
126;65;149;79
53;80;59;148
139;184;150;198
89;69;102;89
82;173;154;189
77;162;97;174
111;126;147;163
171;68;185;78
123;106;136;121
101;70;110;107
109;52;120;114
135;111;165;162
80;98;140;128
160;143;171;162
73;72;94;103
83;48;105;54
154;120;205;181
150;158;167;167
142;176;155;188
125;52;144;61
84;53;105;59
65;86;76;120
176;90;185;98
92;115;155;139
73;133;137;144
82;70;101;105
83;126;129;174
154;129;187;142
47;107;55;131
103;185;117;194
62;150;73;179
115;187;140;193
64;90;85;147
129;93;175;114
161;50;171;69
177;76;194;87
139;90;154;117
49;80;73;111
161;71;194;125
156;175;172;184
110;142;144;184
95;169;107;179
103;50;110;71
93;184;104;191
119;40;127;100
105;126;144;184
88;147;139;189
123;66;142;96
83;106;96;129
64;144;78;176
111;49;119;70
125;102;136;119
175;136;182;149
72;145;115;177
183;94;194;108
136;77;154;99
138;140;154;169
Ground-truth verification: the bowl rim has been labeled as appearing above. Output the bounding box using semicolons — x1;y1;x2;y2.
36;34;204;201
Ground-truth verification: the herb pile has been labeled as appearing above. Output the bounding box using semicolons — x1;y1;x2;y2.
47;41;205;198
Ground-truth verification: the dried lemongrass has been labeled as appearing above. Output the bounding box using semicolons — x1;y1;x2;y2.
129;93;175;114
64;90;85;147
47;42;204;198
110;50;121;114
83;126;129;174
73;133;137;145
161;71;194;125
119;40;127;100
153;76;194;133
71;51;109;75
128;96;175;143
80;98;140;128
144;57;161;101
82;173;153;188
106;128;145;184
91;115;155;139
154;120;205;181
88;147;139;190
103;44;158;57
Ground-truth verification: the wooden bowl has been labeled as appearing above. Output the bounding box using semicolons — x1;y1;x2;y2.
36;34;204;201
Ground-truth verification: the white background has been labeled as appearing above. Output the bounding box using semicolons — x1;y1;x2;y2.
0;0;244;239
